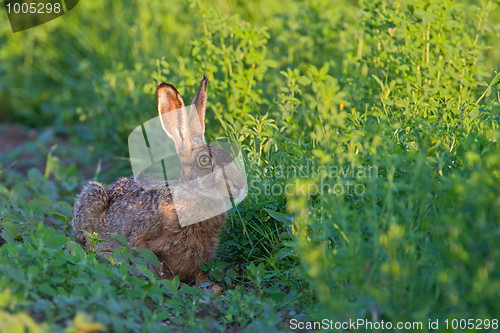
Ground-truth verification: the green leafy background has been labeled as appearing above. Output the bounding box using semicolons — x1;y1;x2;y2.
0;0;499;331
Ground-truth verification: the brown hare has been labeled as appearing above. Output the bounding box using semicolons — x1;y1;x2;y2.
72;76;246;291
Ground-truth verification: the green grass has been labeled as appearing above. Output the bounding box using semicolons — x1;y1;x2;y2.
1;0;499;331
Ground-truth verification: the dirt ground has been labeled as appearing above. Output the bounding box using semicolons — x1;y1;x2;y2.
0;123;117;179
0;123;37;154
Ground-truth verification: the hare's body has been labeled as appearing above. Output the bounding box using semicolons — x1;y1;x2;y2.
72;76;246;287
73;177;225;282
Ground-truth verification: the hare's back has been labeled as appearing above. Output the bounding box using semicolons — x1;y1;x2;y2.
103;177;176;235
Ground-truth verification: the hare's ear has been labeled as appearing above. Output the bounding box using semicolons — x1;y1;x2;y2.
188;75;208;145
158;83;190;152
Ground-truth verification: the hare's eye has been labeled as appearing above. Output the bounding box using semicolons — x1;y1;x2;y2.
198;154;212;167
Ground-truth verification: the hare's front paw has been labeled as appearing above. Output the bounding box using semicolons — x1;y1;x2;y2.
195;274;223;293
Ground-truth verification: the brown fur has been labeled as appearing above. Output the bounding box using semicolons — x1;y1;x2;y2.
72;77;245;289
72;177;225;283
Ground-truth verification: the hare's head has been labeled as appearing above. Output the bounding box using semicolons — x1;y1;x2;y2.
157;76;247;203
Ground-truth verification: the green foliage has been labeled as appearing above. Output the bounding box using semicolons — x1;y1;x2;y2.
0;165;291;331
283;0;500;326
1;0;499;331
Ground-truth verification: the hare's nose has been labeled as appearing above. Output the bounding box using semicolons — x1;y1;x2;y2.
232;179;246;193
